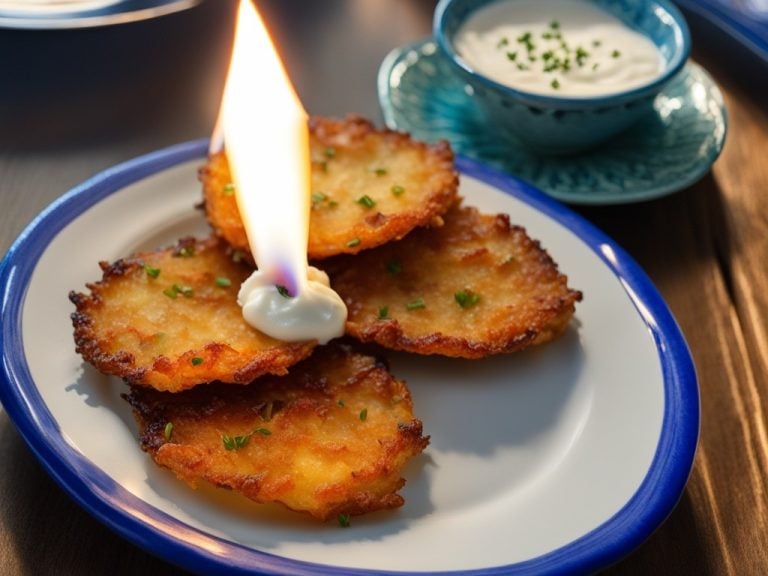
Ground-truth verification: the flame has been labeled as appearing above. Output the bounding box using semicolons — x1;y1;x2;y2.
214;0;310;297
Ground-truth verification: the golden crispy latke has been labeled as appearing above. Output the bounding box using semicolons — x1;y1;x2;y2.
199;115;459;260
123;342;429;520
69;236;315;392
322;204;582;357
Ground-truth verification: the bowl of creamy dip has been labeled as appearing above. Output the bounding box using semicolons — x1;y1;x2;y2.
434;0;690;153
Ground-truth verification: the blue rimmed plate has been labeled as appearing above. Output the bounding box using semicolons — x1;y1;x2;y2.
379;39;726;205
0;141;698;575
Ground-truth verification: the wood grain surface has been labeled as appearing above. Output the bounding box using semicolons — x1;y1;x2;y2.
1;1;766;574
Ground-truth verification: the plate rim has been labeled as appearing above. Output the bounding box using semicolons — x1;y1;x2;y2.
377;38;728;206
0;140;699;575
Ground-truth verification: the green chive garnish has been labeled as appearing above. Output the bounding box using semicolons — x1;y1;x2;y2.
356;195;376;209
223;182;235;196
346;238;361;248
359;408;368;421
385;258;402;275
391;184;405;196
338;514;351;528
406;297;426;311
191;357;203;365
378;305;389;319
215;276;231;288
454;289;481;309
142;264;161;278
164;422;173;441
276;284;292;298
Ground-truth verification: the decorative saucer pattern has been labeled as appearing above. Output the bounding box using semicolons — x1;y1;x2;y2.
378;40;727;205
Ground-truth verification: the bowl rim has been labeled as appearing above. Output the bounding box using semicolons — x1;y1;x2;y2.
433;0;692;109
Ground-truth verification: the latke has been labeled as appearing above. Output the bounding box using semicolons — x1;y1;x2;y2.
123;342;429;520
70;236;315;392
322;204;582;357
199;115;459;260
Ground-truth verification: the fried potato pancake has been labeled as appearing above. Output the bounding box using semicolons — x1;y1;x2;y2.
322;204;583;357
124;342;429;520
70;236;315;392
199;115;459;260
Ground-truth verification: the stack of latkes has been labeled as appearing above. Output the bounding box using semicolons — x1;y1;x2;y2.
70;116;581;521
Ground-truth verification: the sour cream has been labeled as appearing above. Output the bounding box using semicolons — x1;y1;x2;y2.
455;0;665;97
238;266;347;345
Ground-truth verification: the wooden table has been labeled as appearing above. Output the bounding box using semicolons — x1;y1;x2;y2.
1;1;766;574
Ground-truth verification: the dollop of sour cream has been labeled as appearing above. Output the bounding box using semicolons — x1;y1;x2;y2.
455;0;665;97
238;266;347;344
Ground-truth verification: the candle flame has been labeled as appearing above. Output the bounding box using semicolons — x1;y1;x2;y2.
214;0;310;296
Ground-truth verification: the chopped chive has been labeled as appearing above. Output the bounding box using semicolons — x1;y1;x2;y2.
338;399;345;407
215;276;231;288
323;147;336;158
612;49;621;58
378;305;389;319
328;200;339;208
276;284;292;298
391;184;405;196
405;297;426;311
338;514;351;528
506;51;517;61
174;284;194;297
191;356;204;365
551;78;561;89
143;264;161;279
359;408;368;421
371;167;388;176
223;182;235;196
346;238;361;248
254;428;271;436
497;37;509;48
550;20;560;29
320;160;329;173
164;422;174;441
454;289;481;309
356;195;376;209
222;433;251;451
163;286;179;299
592;39;602;48
385;258;402;275
311;191;328;205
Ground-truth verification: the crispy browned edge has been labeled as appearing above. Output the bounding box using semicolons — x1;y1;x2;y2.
198;115;460;259
325;206;583;358
123;342;430;520
69;236;315;390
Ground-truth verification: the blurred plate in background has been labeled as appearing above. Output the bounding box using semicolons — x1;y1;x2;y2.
0;0;201;28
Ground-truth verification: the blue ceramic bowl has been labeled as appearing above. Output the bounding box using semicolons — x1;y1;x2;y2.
434;0;691;154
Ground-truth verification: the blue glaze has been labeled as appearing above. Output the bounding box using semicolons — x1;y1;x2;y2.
379;40;726;204
434;0;691;152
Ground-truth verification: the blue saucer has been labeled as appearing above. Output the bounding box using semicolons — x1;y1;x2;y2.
378;40;727;205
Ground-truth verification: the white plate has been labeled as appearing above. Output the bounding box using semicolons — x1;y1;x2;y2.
0;140;699;575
